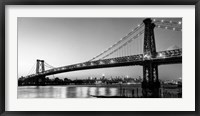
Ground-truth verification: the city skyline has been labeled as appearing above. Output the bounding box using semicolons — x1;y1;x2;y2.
18;18;182;80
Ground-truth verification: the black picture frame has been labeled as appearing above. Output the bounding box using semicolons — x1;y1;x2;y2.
0;0;199;116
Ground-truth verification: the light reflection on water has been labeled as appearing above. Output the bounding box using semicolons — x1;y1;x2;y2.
18;85;141;98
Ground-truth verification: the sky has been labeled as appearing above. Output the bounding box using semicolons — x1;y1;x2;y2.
18;18;182;80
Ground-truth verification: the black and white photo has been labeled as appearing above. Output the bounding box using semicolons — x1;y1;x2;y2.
17;18;182;98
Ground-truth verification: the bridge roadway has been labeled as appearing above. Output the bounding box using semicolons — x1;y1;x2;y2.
27;49;182;78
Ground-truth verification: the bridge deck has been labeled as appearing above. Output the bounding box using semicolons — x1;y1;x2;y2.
27;49;182;78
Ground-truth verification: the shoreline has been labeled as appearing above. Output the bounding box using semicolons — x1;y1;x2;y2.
18;84;180;89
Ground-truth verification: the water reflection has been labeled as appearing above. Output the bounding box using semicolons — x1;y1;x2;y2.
88;87;96;96
98;88;106;96
110;88;118;96
18;85;142;98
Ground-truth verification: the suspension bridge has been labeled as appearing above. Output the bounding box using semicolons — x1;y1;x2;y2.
22;18;182;97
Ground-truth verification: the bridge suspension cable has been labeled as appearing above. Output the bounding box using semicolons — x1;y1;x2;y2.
44;62;55;69
155;24;182;31
152;18;182;27
88;22;144;61
152;18;182;31
100;29;144;59
27;62;36;77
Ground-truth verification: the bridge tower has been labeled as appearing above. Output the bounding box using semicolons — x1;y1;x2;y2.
142;18;160;97
36;59;46;86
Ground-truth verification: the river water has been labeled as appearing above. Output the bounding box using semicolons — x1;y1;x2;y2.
18;85;143;98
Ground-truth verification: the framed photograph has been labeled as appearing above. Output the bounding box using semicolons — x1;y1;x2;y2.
0;0;199;116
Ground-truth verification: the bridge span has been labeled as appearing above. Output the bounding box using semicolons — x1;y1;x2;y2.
23;18;182;98
28;49;181;78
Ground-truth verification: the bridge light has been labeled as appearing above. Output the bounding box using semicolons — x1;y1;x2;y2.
158;53;163;57
144;54;151;60
110;60;115;63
